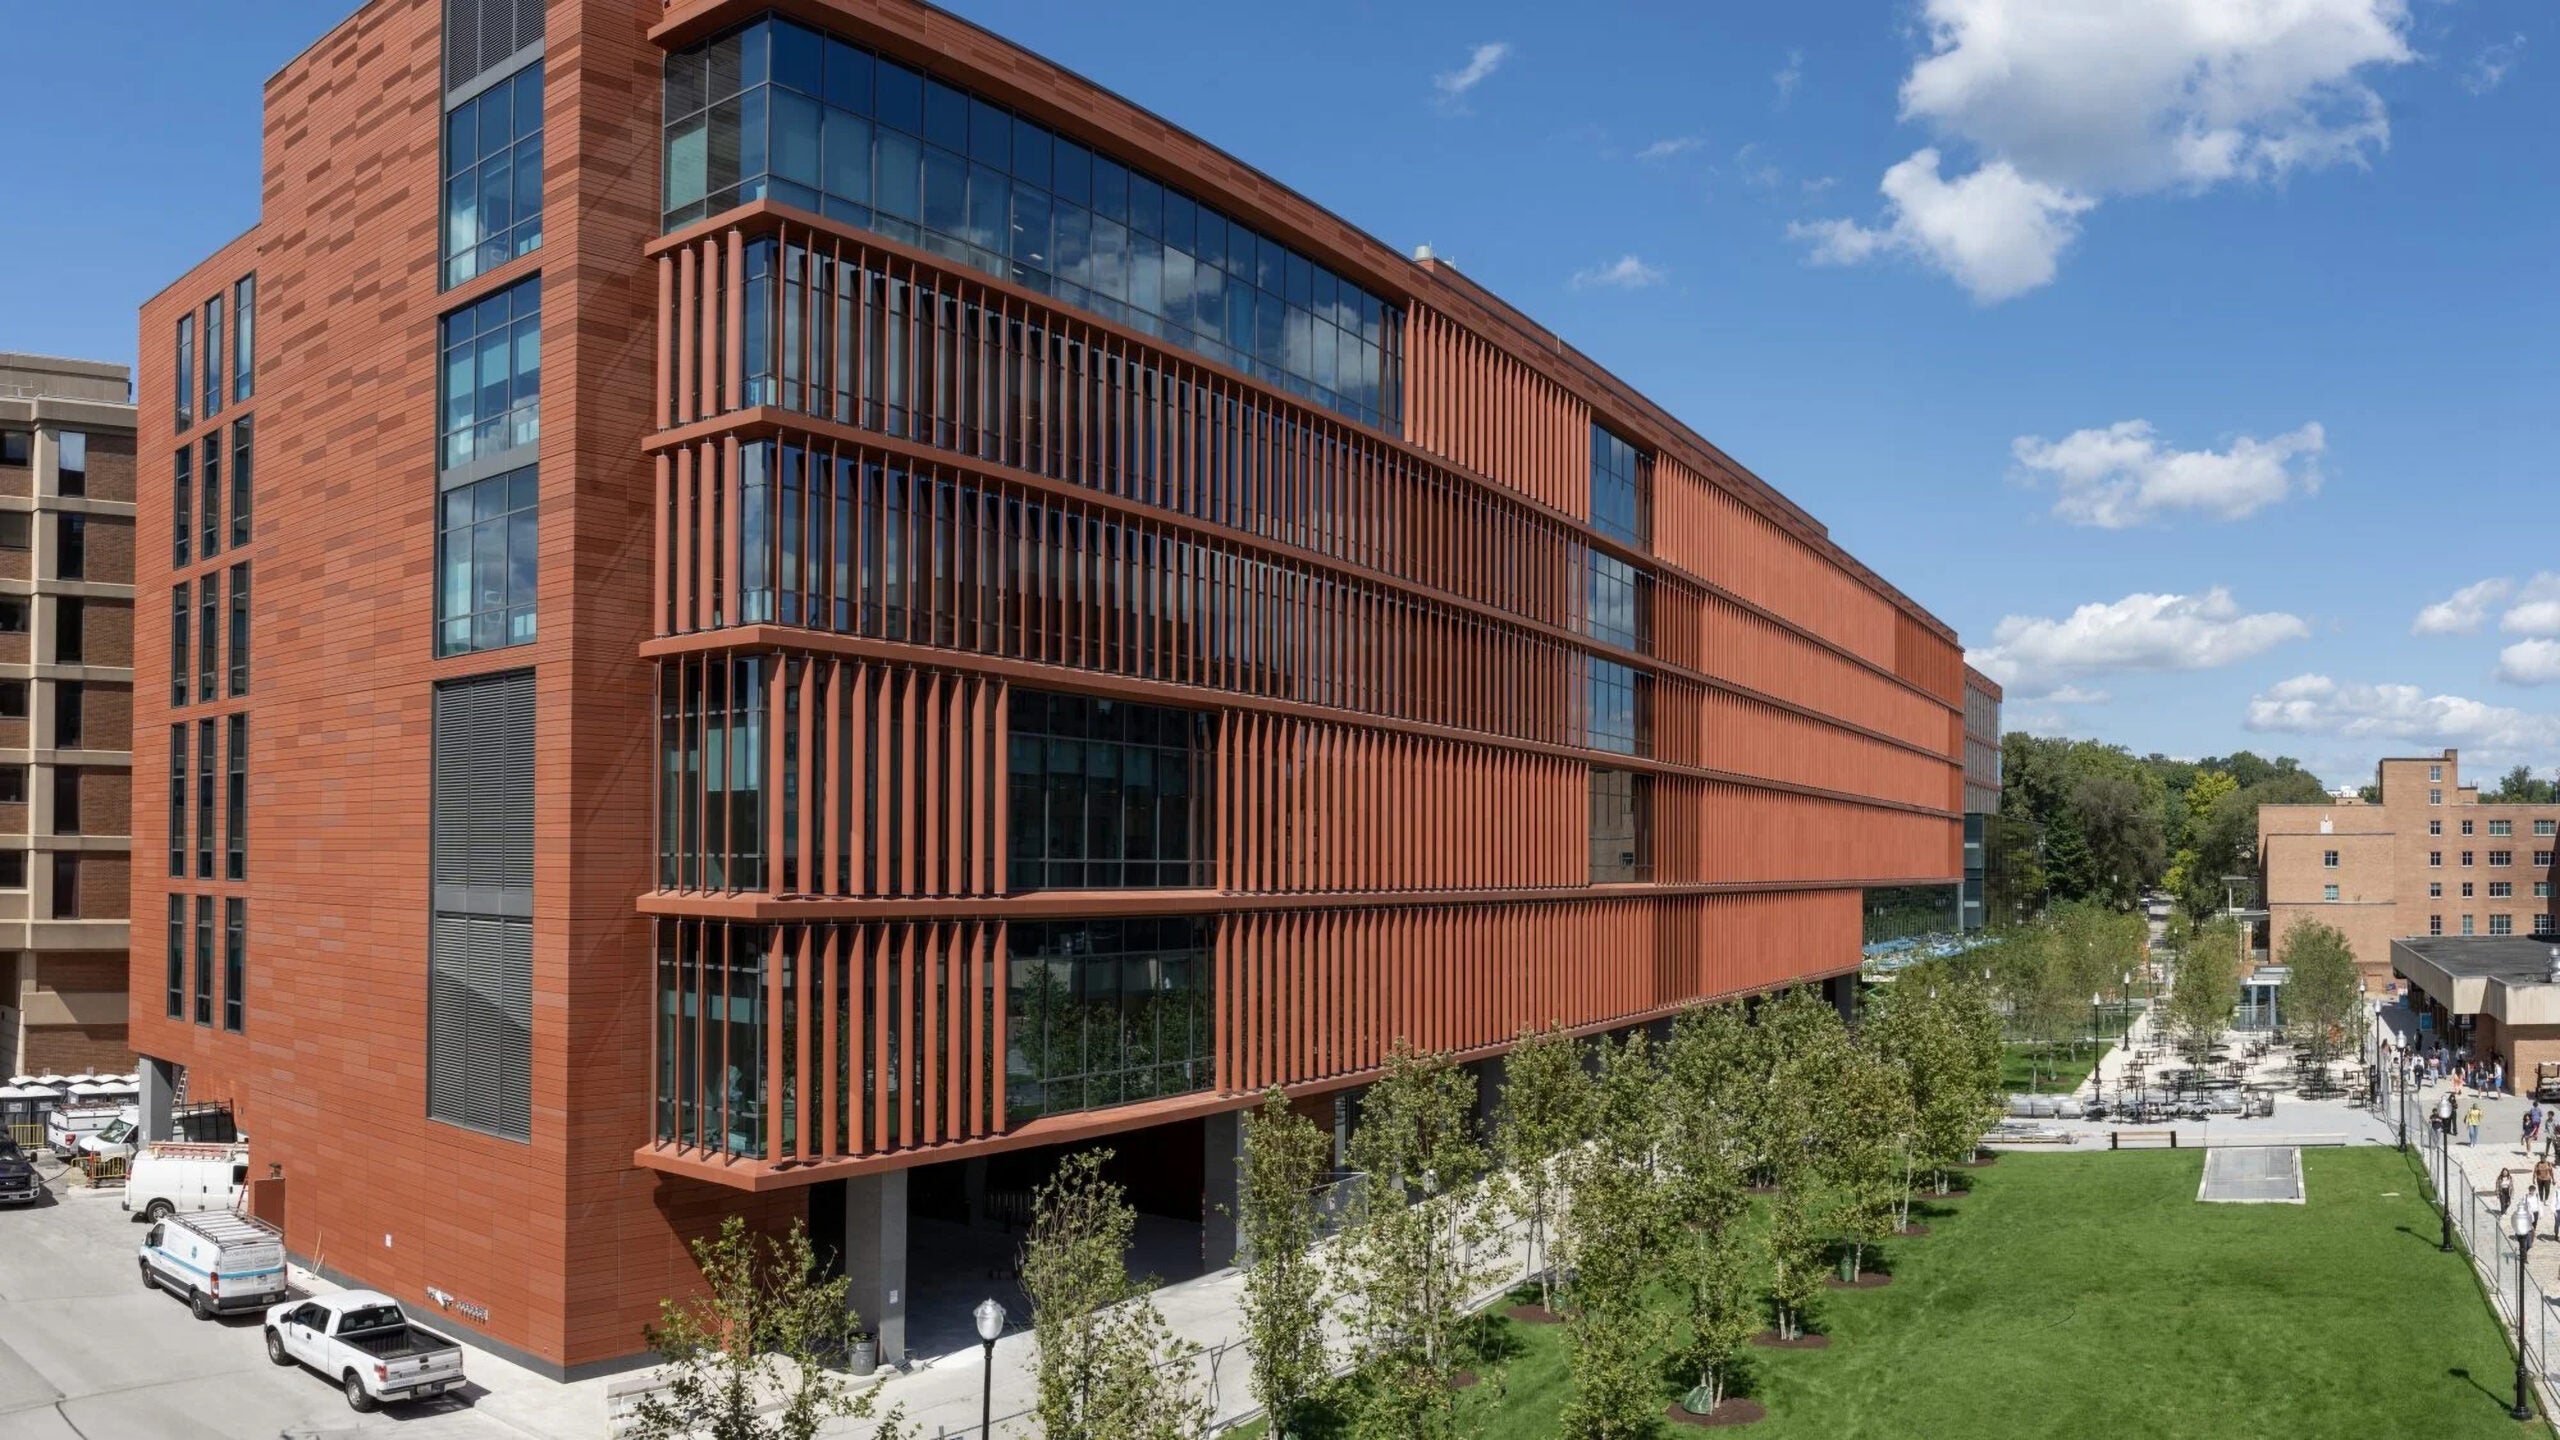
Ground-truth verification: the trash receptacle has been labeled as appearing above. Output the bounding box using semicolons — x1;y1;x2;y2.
851;1331;878;1376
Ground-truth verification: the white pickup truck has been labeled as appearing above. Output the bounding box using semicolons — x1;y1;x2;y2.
263;1291;466;1411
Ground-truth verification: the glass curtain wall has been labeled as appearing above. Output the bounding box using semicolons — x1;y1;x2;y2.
1005;691;1210;891
1004;917;1211;1122
663;15;1402;431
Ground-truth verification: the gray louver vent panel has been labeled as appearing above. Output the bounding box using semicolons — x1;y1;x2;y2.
443;0;543;96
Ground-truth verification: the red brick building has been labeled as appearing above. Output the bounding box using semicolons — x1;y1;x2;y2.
133;0;1971;1376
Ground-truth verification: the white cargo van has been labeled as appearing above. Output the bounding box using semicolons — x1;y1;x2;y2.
123;1142;251;1222
138;1210;289;1319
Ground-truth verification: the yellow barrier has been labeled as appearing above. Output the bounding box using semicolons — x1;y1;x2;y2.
78;1153;128;1187
6;1122;43;1151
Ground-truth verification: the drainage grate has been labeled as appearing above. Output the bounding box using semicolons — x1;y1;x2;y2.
2198;1145;2305;1204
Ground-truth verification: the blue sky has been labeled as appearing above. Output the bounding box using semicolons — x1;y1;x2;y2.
5;1;2554;788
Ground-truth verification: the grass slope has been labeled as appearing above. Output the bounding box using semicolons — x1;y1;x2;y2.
1247;1148;2535;1439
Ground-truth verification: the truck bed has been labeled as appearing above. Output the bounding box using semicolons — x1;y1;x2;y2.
341;1323;460;1363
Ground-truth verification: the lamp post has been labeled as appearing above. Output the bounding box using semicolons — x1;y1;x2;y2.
974;1298;1006;1440
2513;1243;2536;1422
2440;1116;2457;1255
2398;1054;2411;1153
2090;991;2103;1051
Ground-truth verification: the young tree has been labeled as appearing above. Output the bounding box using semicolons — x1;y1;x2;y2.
1556;1033;1667;1440
2279;919;2362;1080
1824;1042;1915;1280
2170;916;2245;1066
1237;1090;1333;1440
1021;1150;1208;1440
1765;1186;1826;1343
1758;991;1850;1342
1496;1023;1589;1314
628;1217;912;1440
1662;1003;1758;1413
1330;1043;1501;1440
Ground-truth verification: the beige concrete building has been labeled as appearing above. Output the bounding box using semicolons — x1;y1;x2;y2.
0;354;134;1075
2392;936;2560;1091
2260;750;2560;992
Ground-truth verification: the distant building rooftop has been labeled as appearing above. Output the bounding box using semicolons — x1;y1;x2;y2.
2393;936;2560;1027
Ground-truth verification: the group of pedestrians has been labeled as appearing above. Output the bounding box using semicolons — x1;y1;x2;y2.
2388;1036;2502;1093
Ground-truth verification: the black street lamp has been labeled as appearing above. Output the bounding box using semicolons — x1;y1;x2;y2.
2440;1120;2457;1254
2398;1061;2411;1153
2513;1241;2536;1422
974;1298;1006;1440
2091;991;2103;1050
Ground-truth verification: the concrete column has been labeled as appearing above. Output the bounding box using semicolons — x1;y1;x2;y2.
1469;1055;1508;1143
139;1056;175;1141
844;1170;909;1366
1202;1109;1245;1269
1826;972;1859;1027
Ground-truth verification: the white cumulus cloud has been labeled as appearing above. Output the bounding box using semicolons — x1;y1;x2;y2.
1797;0;2415;299
2497;640;2560;686
2412;577;2516;636
2499;575;2560;637
1790;150;2093;304
1774;49;1804;106
1965;587;2309;698
2011;419;2324;527
1571;255;1667;291
2245;674;2560;760
1434;42;1511;109
1638;136;1702;161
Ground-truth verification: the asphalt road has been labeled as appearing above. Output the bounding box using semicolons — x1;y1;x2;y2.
0;1169;540;1440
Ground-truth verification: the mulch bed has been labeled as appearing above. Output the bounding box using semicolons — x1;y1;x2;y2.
1962;1152;2001;1168
1893;1222;1933;1237
1824;1271;1893;1290
1745;1183;1783;1195
1504;1302;1566;1325
1751;1330;1831;1350
1664;1398;1768;1428
1451;1370;1480;1391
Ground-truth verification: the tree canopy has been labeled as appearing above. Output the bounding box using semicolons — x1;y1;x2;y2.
1996;733;2329;924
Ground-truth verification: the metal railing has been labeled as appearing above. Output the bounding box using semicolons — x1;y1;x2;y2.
2418;1120;2560;1426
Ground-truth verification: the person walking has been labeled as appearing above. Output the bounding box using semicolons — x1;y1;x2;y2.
2526;1104;2542;1157
2533;1155;2553;1211
2499;1168;2517;1213
2468;1100;2485;1147
2515;1182;2542;1261
2439;1091;2459;1141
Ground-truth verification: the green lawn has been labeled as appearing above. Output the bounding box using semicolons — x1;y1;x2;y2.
2002;1041;2102;1094
1246;1148;2538;1438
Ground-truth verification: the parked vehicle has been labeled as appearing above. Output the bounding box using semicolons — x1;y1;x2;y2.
0;1137;40;1205
77;1114;140;1164
264;1291;466;1412
2535;1062;2560;1104
45;1102;137;1159
137;1210;288;1320
122;1142;250;1222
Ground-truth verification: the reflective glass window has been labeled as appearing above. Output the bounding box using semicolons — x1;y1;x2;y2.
444;63;546;287
1591;425;1647;547
1006;691;1210;891
438;275;542;470
1005;917;1211;1122
436;466;539;655
659;15;1404;431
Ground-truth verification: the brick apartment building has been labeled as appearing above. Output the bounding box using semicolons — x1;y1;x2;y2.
2260;749;2560;990
132;0;1974;1375
0;355;135;1077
